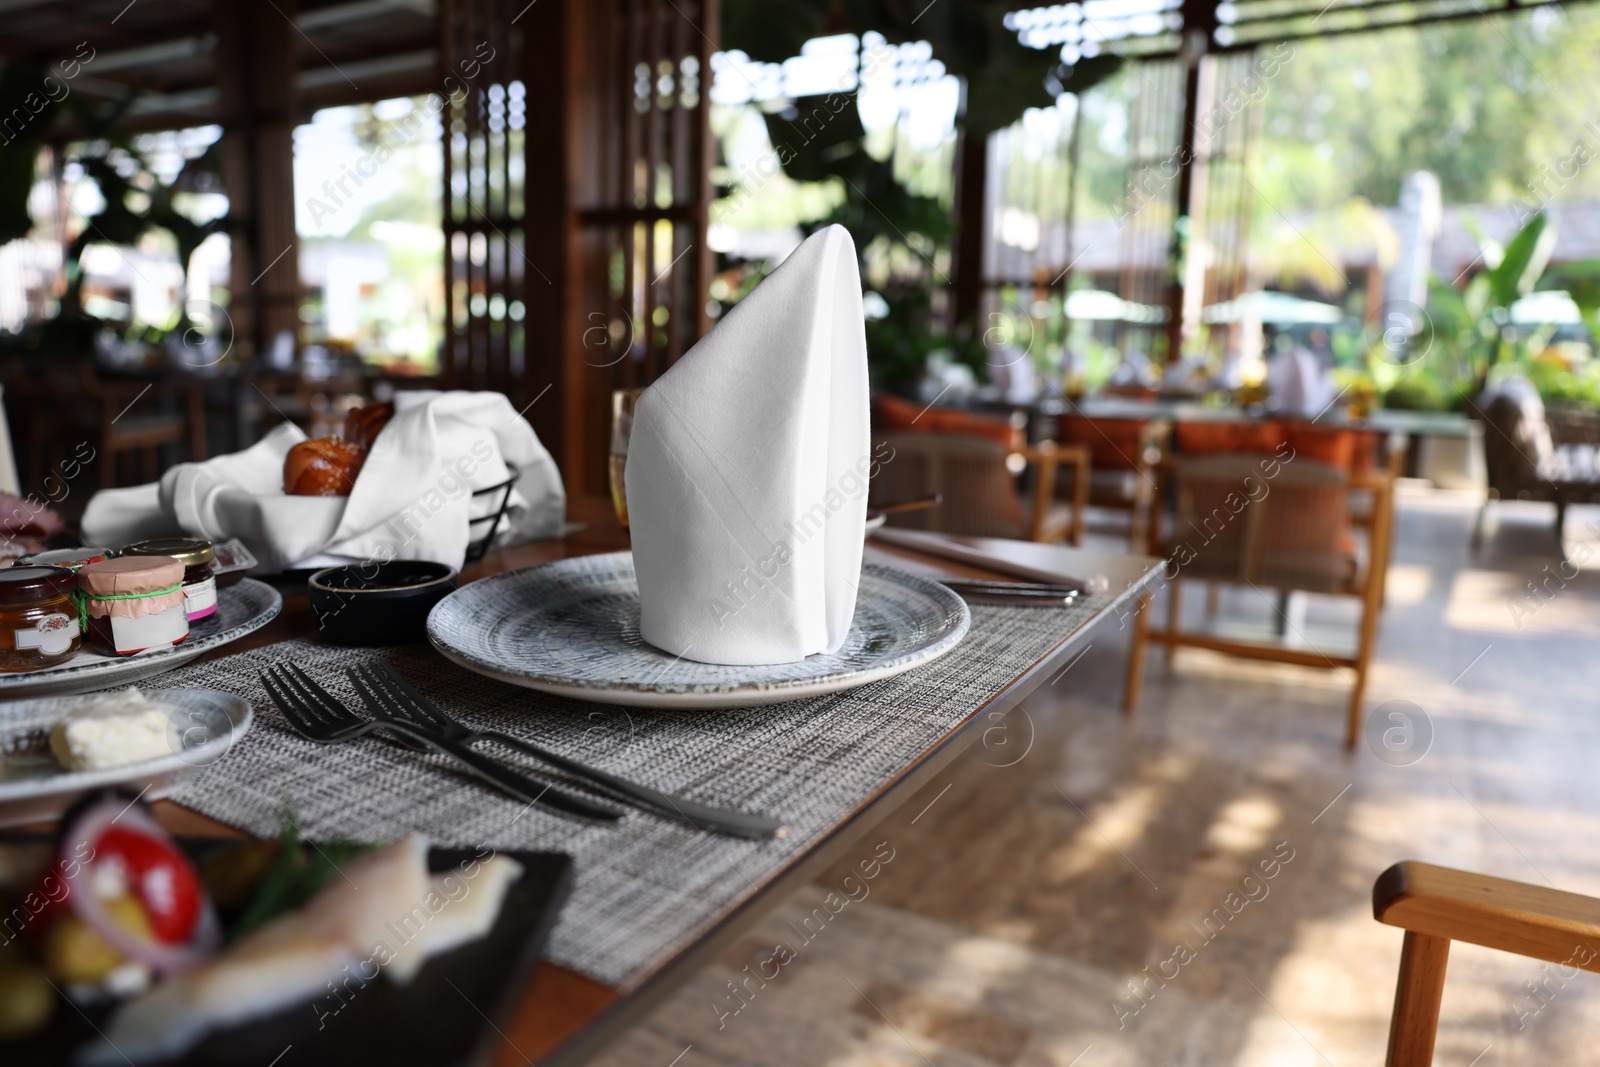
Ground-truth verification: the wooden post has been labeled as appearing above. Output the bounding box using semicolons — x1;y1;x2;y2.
952;128;988;328
1384;931;1450;1067
1163;0;1219;364
213;0;301;367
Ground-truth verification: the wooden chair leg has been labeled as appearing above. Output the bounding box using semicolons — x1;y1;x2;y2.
1385;931;1450;1067
1070;449;1089;546
1163;577;1182;668
1470;491;1495;553
1350;475;1398;748
1122;590;1153;715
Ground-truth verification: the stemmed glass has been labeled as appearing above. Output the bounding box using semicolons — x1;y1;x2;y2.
609;388;644;531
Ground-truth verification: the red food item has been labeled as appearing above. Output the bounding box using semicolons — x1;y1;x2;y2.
284;436;367;496
343;400;395;451
92;826;204;945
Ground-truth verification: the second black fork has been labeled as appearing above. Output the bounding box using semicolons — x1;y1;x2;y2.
347;662;787;840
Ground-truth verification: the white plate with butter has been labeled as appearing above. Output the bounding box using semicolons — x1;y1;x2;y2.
0;688;252;827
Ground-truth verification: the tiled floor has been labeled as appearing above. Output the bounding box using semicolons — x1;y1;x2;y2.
592;490;1600;1067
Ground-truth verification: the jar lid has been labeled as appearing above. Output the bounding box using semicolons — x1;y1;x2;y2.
21;547;114;571
122;538;214;567
0;565;77;599
78;556;187;597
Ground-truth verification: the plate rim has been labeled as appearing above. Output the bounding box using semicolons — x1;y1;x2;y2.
426;552;970;706
0;686;254;803
0;578;282;692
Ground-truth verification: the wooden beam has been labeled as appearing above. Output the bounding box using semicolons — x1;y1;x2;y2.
213;0;302;366
952;128;987;327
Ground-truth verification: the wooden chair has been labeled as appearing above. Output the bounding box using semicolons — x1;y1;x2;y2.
1374;861;1600;1066
1122;451;1397;748
1053;414;1170;550
870;431;1090;544
45;361;204;488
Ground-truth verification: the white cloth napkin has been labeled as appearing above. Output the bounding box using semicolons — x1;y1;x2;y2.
1268;347;1334;417
81;391;564;572
625;224;870;666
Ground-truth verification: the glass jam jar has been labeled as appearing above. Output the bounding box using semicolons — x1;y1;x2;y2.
77;557;190;656
0;565;82;672
19;547;114;571
122;538;217;622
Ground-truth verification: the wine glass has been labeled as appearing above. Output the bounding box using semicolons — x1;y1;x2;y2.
609;388;644;531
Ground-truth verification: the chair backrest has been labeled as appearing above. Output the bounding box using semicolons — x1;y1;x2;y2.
870;431;1026;539
1167;453;1354;593
1479;377;1553;494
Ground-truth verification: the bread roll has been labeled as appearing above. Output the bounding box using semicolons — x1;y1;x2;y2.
283;437;367;496
343;401;394;451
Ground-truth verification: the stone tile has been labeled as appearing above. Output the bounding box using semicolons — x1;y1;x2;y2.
590;494;1600;1067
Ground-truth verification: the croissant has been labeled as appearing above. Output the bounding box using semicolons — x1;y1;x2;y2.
344;401;395;451
284;436;367;496
282;402;396;496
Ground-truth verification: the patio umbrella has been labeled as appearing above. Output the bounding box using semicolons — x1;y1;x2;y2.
1202;290;1345;325
1065;289;1167;323
1509;290;1582;325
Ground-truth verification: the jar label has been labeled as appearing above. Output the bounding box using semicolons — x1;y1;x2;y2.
15;613;78;655
185;577;218;620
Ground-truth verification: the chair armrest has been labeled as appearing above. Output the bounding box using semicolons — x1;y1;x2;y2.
1347;469;1394;492
1374;861;1600;973
1016;441;1062;543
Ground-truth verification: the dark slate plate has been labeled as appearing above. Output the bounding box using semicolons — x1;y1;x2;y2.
9;844;573;1067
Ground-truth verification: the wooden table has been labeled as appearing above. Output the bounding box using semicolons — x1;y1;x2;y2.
144;497;1160;1066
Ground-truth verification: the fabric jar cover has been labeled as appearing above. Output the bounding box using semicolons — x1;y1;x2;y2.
624;224;870;666
78;556;188;619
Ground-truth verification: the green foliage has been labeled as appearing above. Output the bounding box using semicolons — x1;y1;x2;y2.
1540;258;1600;339
722;0;1121;136
1256;11;1600;209
1522;355;1600;407
229;810;378;942
1424;210;1600;406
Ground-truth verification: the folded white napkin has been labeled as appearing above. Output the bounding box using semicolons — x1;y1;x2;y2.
81;391;564;572
1268;348;1334;417
625;224;870;666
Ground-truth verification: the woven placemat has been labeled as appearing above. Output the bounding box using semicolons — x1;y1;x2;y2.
146;589;1112;988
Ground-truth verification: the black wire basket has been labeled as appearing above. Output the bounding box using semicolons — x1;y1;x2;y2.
465;472;518;565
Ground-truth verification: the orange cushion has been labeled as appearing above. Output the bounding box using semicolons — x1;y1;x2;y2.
875;394;1024;451
1058;417;1147;471
1175;420;1367;471
1175;420;1286;456
1282;425;1355;468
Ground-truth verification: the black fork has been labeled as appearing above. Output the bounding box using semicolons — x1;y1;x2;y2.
347;662;787;840
259;665;622;823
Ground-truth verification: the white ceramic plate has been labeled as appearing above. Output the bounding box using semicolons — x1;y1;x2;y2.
427;551;970;708
0;578;281;699
0;688;253;827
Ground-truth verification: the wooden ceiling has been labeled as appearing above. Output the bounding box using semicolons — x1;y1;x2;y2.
0;0;440;133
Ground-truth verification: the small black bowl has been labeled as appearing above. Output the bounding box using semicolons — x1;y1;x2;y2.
308;561;459;646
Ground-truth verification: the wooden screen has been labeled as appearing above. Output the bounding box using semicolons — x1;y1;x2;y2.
439;0;529;404
1118;59;1186;361
439;0;716;496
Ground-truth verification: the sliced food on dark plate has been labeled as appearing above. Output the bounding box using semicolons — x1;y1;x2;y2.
0;789;572;1065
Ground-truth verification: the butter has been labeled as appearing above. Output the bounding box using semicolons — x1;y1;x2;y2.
49;689;179;772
